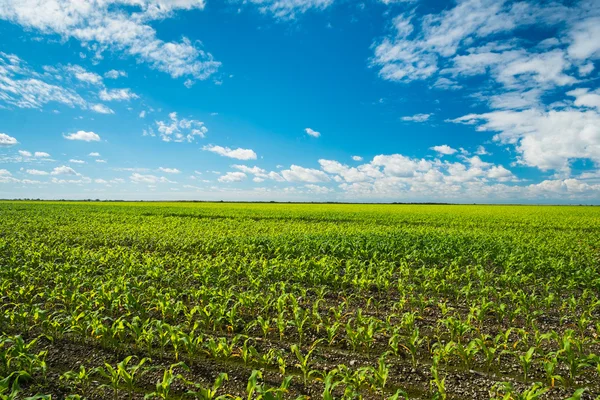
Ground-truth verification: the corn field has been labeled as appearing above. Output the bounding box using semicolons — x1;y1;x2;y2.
1;201;600;399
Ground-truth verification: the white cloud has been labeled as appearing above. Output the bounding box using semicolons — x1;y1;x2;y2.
0;1;220;82
34;151;50;157
66;65;103;85
139;110;146;118
402;113;431;122
352;155;363;161
0;169;11;176
281;165;330;183
319;159;383;183
567;17;600;60
69;159;85;164
90;103;114;114
18;150;32;157
371;1;570;84
203;144;257;160
450;109;600;172
474;145;489;155
305;184;333;194
99;88;138;102
158;167;180;174
232;165;266;175
246;0;334;19
155;112;207;142
567;88;600;111
63;130;101;141
89;152;100;157
371;154;433;177
0;54;87;110
26;169;48;175
305;128;321;138
130;173;174;184
430;145;457;155
95;159;106;163
104;69;127;79
51;165;78;175
218;171;246;183
0;133;18;146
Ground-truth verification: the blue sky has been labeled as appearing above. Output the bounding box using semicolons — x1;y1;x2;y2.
0;0;599;203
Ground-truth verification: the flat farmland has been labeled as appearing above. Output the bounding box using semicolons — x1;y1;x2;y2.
1;202;599;399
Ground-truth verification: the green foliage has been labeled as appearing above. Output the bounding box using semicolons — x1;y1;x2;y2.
1;202;600;398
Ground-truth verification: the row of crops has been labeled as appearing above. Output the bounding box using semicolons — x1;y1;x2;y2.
1;201;599;399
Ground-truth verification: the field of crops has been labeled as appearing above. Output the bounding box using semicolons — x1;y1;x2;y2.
1;201;600;400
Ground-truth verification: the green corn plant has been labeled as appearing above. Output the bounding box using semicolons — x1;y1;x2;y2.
325;322;340;345
95;361;122;400
473;335;497;373
519;347;536;382
402;326;424;367
117;356;151;400
0;371;32;400
542;352;563;387
254;315;271;339
489;381;548;400
144;362;189;400
290;339;323;386
373;352;390;390
245;370;293;400
274;312;287;341
455;339;479;370
320;369;341;400
566;388;588;400
430;354;446;400
276;353;287;376
184;373;228;399
60;365;94;394
291;306;310;344
388;389;409;400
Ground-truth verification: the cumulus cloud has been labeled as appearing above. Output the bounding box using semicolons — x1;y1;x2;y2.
0;133;18;146
0;0;220;82
218;171;246;183
69;159;85;164
130;173;174;184
89;152;100;157
51;165;78;175
352;155;363;161
281;165;330;183
158;167;180;174
232;165;266;175
90;103;114;114
154;112;207;142
567;88;600;111
63;130;101;141
450;109;600;173
305;184;333;194
305;128;321;138
26;169;48;175
104;69;127;79
203;144;257;160
430;145;457;155
402;113;431;122
18;150;32;157
66;65;103;85
34;151;50;157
